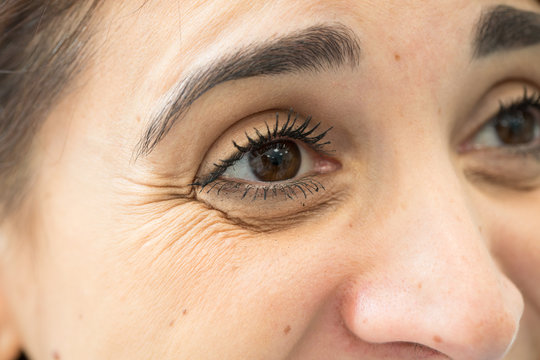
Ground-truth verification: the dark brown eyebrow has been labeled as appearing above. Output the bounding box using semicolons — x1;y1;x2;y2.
474;5;540;58
135;24;361;158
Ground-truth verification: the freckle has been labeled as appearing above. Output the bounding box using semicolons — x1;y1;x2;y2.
394;53;401;61
136;115;141;123
433;335;442;343
417;282;422;289
52;351;61;360
438;107;442;115
182;309;188;315
348;223;353;228
283;325;291;335
169;320;175;327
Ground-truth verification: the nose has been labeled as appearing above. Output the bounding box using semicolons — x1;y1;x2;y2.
340;160;524;359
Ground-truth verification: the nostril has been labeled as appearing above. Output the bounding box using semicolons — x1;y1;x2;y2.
356;341;451;359
411;343;448;359
338;270;524;359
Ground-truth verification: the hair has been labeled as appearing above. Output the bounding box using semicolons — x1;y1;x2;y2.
0;0;100;219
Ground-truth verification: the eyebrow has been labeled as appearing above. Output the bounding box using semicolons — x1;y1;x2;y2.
474;5;540;57
135;24;361;158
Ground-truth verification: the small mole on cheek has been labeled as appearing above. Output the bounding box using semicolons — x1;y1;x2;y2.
417;282;422;289
182;309;188;315
169;320;175;327
283;325;291;335
394;53;401;61
433;335;442;343
52;351;61;360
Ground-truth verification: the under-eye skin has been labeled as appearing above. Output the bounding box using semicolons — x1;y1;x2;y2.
192;110;340;202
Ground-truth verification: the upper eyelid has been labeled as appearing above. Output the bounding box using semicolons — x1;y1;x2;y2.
233;112;333;154
456;86;540;147
192;111;333;188
459;89;540;151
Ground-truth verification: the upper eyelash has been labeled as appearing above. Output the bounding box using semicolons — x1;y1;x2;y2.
232;110;333;153
496;88;540;115
489;88;540;159
192;109;333;188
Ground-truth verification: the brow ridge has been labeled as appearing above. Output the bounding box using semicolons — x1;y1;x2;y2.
135;23;361;158
474;5;540;57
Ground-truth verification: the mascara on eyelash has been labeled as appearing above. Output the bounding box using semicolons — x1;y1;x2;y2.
198;176;326;202
191;109;333;189
481;87;540;160
496;87;540;115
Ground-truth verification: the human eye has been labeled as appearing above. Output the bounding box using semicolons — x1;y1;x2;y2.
191;110;343;225
461;87;540;190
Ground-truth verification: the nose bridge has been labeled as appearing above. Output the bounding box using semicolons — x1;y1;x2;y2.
342;150;524;359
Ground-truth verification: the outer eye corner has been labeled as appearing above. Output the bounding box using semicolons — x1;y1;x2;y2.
465;90;540;152
196;110;339;202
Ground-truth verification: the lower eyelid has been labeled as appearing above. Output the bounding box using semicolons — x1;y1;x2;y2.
199;175;328;201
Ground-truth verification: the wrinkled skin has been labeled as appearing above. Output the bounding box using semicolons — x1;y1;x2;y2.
1;0;540;359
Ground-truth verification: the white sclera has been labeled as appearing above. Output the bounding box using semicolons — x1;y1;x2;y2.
222;142;314;183
471;112;540;148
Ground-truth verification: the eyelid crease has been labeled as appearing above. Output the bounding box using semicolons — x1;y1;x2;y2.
194;187;347;234
192;109;334;189
459;87;540;153
135;23;361;159
464;168;540;192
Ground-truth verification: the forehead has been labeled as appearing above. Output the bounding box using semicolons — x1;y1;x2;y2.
98;0;538;65
83;0;538;128
94;1;483;88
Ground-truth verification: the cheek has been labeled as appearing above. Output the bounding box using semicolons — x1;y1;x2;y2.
488;195;540;310
105;203;367;359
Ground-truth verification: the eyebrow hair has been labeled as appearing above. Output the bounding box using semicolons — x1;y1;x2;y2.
474;5;540;57
135;24;361;158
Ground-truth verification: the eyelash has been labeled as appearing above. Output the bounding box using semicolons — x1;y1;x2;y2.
192;110;333;200
495;88;540;158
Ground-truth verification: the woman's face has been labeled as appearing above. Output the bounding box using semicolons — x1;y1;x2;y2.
1;0;540;359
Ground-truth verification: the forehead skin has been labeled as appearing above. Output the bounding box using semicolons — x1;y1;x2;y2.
3;0;540;359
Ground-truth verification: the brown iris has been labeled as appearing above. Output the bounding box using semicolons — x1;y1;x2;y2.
495;107;538;145
248;140;301;182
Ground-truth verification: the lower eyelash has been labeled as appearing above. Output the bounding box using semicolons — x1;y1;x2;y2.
508;145;540;162
192;109;332;189
199;176;326;201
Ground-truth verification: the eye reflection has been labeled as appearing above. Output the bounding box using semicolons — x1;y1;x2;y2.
494;106;540;145
192;110;340;202
469;90;540;150
248;140;301;182
222;139;314;184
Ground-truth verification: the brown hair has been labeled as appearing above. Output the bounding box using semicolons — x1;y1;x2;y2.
0;0;100;218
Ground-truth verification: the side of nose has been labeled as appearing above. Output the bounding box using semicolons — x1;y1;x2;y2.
340;162;524;359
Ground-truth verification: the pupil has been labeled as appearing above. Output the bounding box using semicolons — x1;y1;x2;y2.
248;141;301;182
495;108;536;145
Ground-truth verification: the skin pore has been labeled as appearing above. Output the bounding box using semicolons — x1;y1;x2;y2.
1;0;540;359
